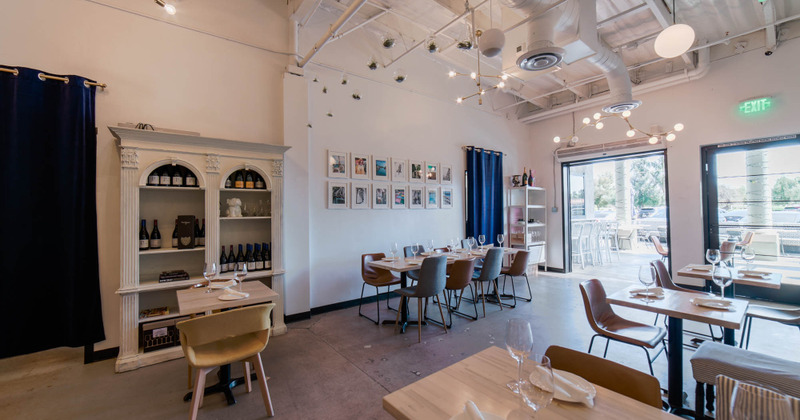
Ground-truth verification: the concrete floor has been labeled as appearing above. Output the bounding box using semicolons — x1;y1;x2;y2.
1;274;798;420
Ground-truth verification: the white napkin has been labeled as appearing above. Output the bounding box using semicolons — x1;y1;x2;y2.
224;288;250;298
628;287;664;296
464;401;484;420
552;370;594;408
691;297;731;306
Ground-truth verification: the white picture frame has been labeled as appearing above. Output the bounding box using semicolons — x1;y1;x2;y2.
425;187;439;208
440;164;453;185
351;182;370;209
327;150;348;178
409;159;424;183
440;187;453;208
391;185;408;209
351;153;370;180
425;161;439;184
372;155;390;181
409;186;424;209
327;181;348;209
373;183;390;209
391;158;408;182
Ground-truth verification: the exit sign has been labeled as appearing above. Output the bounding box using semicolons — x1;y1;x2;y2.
739;97;772;115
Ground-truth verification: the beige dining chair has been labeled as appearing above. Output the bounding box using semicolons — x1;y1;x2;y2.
500;250;532;305
359;253;401;325
177;303;276;420
444;258;478;326
649;235;669;263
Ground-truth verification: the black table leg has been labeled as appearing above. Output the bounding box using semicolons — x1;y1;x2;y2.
667;316;684;411
723;327;735;346
381;272;408;333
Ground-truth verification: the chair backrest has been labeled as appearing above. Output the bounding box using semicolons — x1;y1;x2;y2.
414;255;447;297
505;250;531;276
446;258;476;290
739;231;754;246
579;279;617;335
475;248;504;282
720;240;736;263
571;222;584;239
545;345;663;409
404;245;424;257
461;238;470;249
177;303;275;365
649;235;668;256
715;375;800;420
362;253;387;282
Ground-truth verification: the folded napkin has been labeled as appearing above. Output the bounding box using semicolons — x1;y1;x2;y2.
224;289;250;298
552;370;594;408
209;279;237;289
691;297;731;306
628;287;664;296
464;401;484;420
689;265;713;271
739;270;769;277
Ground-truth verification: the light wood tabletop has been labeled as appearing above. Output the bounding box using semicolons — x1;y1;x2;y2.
368;247;519;273
676;264;782;289
176;280;279;315
606;285;748;329
382;346;678;420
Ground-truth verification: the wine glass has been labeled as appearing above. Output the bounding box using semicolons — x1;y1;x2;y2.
446;239;454;254
468;237;476;251
233;263;248;293
497;233;505;248
712;265;733;300
731;381;794;420
478;234;486;248
390;242;399;261
411;243;420;259
638;264;656;303
428;239;435;253
706;249;721;267
203;262;217;293
505;318;534;393
741;246;756;271
519;354;554;415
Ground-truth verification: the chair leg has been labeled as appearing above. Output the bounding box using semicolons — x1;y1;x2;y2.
524;273;532;302
251;353;274;417
588;334;598;354
745;316;754;349
417;299;422;343
695;382;705;420
436;294;447;334
643;346;655;376
244;361;252;393
375;286;381;325
479;282;486;318
705;383;715;416
653;313;659;326
189;367;209;420
603;339;610;358
358;283;379;325
493;279;503;311
394;297;404;333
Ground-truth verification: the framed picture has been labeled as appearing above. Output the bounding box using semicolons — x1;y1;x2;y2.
425;162;439;183
351;182;370;209
409;159;424;183
327;181;348;209
440;187;453;208
391;158;408;182
409;186;424;209
327;150;348;178
351;153;370;180
441;164;453;184
372;155;389;181
425;187;439;208
392;185;407;209
373;184;389;209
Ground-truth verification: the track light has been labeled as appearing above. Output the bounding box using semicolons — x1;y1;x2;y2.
155;0;176;15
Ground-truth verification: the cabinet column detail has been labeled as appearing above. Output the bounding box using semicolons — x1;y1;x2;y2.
206;154;221;268
117;147;140;372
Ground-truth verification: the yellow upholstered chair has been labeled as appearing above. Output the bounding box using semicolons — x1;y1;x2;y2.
177;303;276;420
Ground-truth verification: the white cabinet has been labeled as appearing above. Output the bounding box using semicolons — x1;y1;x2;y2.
112;126;289;372
507;187;547;271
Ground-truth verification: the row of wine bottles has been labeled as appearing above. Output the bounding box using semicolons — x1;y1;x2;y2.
147;165;198;188
225;170;266;190
220;243;272;272
139;218;205;250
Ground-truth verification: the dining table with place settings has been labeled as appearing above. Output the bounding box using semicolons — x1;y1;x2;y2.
606;285;748;415
676;264;782;289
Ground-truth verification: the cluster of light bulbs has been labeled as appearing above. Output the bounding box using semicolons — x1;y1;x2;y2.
449;71;508;105
553;110;684;145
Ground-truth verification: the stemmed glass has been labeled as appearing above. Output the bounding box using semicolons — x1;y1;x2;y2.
638;264;656;303
429;239;435;253
203;262;217;293
234;263;248;293
468;237;476;252
706;249;721;267
505;318;534;393
712;265;733;300
446;239;454;254
478;234;486;248
741;246;756;271
497;233;505;248
411;243;420;260
390;242;399;261
731;381;793;420
519;355;554;416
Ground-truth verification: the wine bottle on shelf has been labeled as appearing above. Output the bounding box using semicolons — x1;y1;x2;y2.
139;220;149;250
220;246;228;273
234;171;244;189
147;170;159;186
264;242;272;270
224;174;233;189
172;167;183;187
236;244;245;270
197;218;205;246
521;168;528;187
185;171;196;187
254;243;263;270
149;220;162;249
160;167;171;186
528;169;533;186
171;219;178;248
246;244;256;270
228;245;236;272
255;174;265;189
194;219;202;247
245;171;254;189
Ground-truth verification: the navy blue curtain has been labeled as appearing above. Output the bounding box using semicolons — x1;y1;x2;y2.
0;67;104;358
465;147;504;246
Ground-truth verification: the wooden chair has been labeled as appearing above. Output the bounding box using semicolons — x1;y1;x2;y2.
737;231;754;248
394;256;448;343
545;345;663;409
740;305;800;349
444;258;478;326
177;303;276;420
359;253;401;325
472;248;505;316
720;240;736;267
500;250;532;306
649;235;669;263
579;279;667;376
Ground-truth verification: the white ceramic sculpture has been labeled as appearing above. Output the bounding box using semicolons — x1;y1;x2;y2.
226;198;242;217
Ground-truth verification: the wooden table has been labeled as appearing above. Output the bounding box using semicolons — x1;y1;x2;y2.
383;346;678;419
676;264;782;289
176;280;279;405
606;285;748;413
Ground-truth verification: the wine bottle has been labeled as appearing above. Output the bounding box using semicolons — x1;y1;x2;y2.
228;245;236;271
149;219;162;249
171;219;178;248
139;220;149;250
185;171;196;187
220;246;228;273
245;171;254;189
224;174;233;189
234;171;244;188
246;244;256;270
147;170;159;186
194;219;202;247
172;167;183;187
160;167;172;187
197;218;205;246
236;244;245;269
255;174;265;189
528;169;533;186
264;242;272;270
254;243;263;270
521;167;528;187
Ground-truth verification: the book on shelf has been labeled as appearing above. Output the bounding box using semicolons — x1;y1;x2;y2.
139;306;170;320
158;270;190;283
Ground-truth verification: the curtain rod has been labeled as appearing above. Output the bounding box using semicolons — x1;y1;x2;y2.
463;146;506;156
0;66;107;89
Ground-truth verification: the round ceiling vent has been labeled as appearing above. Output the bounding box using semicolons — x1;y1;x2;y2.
602;100;642;114
516;46;565;71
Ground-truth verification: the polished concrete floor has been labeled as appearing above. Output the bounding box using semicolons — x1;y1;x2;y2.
1;273;799;420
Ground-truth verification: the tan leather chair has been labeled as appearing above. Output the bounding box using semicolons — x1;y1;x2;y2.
359;253;401;325
500;250;532;306
444;258;478;326
737;231;754;248
545;345;663;409
579;279;667;376
720;240;736;266
177;303;276;420
649;235;669;262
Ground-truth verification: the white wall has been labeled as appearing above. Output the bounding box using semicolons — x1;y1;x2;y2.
528;37;800;275
0;0;289;350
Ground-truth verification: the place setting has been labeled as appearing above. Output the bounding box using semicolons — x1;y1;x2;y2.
200;262;250;301
690;265;735;311
630;265;664;303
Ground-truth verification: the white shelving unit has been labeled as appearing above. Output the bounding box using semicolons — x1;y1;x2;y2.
113;126;289;373
507;187;547;271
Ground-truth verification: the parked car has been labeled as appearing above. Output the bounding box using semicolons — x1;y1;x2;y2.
637;207;668;241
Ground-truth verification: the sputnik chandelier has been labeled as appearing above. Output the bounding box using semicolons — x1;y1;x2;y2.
449;30;508;105
553;110;685;146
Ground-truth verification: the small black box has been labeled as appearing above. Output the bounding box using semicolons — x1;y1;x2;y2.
139;316;189;352
176;215;195;249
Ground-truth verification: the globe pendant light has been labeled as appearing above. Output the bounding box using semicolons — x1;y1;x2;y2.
654;0;695;58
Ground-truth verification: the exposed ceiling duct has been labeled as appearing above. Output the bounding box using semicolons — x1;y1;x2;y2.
500;0;568;70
